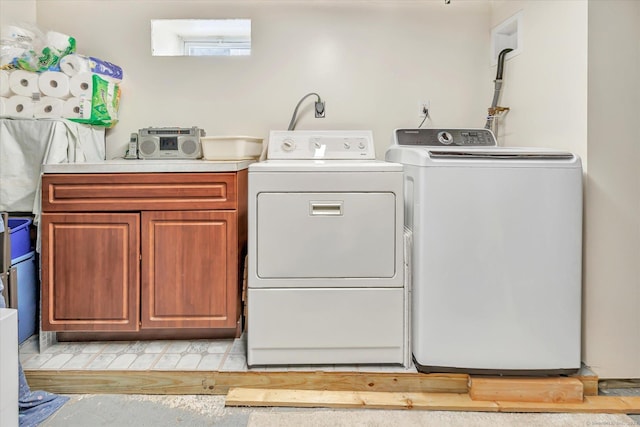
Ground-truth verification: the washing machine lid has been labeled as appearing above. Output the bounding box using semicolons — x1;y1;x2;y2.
386;128;581;168
386;145;581;168
249;159;403;172
427;148;575;160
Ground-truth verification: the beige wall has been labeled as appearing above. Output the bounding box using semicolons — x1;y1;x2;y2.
489;0;640;379
489;1;588;167
27;0;494;159
0;0;35;26
584;0;640;379
4;0;639;379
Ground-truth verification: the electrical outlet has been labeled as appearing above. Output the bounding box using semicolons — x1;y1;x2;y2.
419;100;430;118
315;100;325;118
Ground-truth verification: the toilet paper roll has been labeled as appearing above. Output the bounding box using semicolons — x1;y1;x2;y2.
69;72;93;97
8;70;39;97
34;96;64;118
62;96;92;119
38;71;71;98
0;97;7;115
5;95;35;118
0;70;11;97
60;54;123;82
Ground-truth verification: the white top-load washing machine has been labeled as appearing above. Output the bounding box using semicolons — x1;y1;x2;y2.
247;130;409;367
386;128;583;375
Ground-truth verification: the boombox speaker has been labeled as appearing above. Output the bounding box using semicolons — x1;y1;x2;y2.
137;127;204;159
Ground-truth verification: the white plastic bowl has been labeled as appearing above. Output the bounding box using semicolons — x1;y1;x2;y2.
201;136;264;160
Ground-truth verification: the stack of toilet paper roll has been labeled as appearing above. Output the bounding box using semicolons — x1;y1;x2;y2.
0;57;121;121
1;68;86;119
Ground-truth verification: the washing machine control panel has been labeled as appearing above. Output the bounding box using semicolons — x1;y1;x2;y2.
268;130;376;159
395;128;497;147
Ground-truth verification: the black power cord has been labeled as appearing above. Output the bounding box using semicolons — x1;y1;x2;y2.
418;105;429;128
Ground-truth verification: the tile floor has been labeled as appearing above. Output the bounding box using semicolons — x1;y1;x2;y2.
19;333;416;373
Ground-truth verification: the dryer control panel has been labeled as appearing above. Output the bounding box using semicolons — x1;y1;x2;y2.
268;130;376;160
395;128;497;147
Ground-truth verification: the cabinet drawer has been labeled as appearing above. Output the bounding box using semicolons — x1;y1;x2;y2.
42;173;238;212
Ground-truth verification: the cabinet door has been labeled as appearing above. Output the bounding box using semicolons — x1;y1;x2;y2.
141;211;238;329
41;213;140;331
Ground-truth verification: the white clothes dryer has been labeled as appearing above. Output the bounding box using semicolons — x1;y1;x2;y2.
247;130;409;367
385;128;583;375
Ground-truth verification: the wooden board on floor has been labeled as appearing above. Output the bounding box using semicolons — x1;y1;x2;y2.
496;396;640;414
24;370;469;395
469;376;584;403
226;388;499;411
599;379;640;390
573;365;599;396
578;373;599;396
24;367;600;397
225;387;640;414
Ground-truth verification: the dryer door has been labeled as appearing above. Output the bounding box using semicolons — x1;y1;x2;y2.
257;192;396;281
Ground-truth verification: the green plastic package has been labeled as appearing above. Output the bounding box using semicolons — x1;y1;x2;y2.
14;31;76;72
69;74;121;128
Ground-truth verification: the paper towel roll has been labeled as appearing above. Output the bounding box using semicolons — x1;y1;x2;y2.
62;96;92;119
60;54;123;82
69;72;93;97
38;71;70;98
0;97;7;115
0;70;11;97
45;31;75;53
5;95;34;118
8;70;39;97
34;96;64;118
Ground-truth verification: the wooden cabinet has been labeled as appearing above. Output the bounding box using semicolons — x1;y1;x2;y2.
41;213;140;331
40;171;247;338
141;210;236;329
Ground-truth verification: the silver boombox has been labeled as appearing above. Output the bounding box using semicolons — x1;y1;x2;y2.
137;127;205;159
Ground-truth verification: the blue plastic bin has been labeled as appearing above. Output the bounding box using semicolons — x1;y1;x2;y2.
8;217;33;262
12;250;37;344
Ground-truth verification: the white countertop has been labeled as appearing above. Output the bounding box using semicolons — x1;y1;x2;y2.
42;159;255;174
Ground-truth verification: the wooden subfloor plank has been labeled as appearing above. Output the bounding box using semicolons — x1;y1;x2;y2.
225;388;640;414
24;370;469;395
25;370;216;395
469;376;584;403
215;371;469;395
580;375;599;396
23;368;602;402
225;388;499;411
496;395;640;414
599;379;640;390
